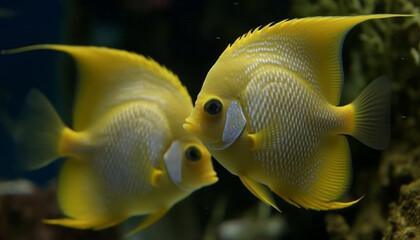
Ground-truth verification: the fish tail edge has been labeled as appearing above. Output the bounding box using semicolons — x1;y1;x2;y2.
14;89;67;170
349;76;391;150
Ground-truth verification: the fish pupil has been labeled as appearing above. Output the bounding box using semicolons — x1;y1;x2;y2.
185;146;201;161
204;99;223;115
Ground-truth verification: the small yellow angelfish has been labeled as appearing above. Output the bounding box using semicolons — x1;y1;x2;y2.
3;45;218;235
184;15;409;211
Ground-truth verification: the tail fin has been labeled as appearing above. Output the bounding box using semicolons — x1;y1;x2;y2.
14;89;66;170
350;76;390;150
0;106;16;138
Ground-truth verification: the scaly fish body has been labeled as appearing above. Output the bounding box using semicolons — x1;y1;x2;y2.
184;15;409;211
61;102;171;214
4;45;217;235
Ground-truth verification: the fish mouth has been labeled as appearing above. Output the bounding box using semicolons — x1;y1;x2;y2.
183;117;201;135
203;171;218;185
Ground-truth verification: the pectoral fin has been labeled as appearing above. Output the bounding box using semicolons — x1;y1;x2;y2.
125;208;169;236
150;169;163;187
248;124;281;151
239;176;280;212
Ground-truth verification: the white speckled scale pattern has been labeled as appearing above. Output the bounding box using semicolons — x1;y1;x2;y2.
243;68;344;193
228;34;320;93
93;101;170;200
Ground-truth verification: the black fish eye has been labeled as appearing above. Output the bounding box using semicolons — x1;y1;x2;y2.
204;98;223;116
185;146;201;162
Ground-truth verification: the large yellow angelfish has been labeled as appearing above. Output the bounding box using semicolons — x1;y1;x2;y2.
184;15;408;211
3;45;218;235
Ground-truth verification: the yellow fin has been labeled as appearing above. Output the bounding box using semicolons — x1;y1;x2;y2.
222;14;412;105
150;169;163;187
239;176;280;212
43;215;128;230
56;158;109;220
349;76;390;150
273;194;363;210
2;44;191;130
248;124;282;151
93;216;130;230
13;89;66;170
273;135;359;210
125;208;168;236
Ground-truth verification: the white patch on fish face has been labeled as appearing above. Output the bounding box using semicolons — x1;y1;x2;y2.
219;100;246;149
164;141;183;186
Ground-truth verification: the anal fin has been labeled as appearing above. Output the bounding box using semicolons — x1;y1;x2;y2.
272;135;361;210
125;208;168;236
239;176;280;212
43;215;128;230
271;190;363;210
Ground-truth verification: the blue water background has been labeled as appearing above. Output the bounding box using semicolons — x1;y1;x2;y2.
0;0;64;184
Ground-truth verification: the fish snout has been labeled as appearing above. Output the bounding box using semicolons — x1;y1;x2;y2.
183;117;201;135
203;170;218;185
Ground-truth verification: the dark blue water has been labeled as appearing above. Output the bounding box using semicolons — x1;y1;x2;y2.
0;0;63;184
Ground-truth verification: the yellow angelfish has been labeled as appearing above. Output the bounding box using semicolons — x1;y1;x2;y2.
184;15;409;211
3;45;218;235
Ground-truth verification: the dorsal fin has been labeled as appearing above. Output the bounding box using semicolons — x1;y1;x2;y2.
221;14;411;105
3;44;191;130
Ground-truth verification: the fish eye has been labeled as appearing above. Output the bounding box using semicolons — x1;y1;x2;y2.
185;146;201;162
204;98;223;116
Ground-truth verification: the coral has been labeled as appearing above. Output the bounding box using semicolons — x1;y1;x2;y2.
382;179;420;240
380;146;420;239
325;213;353;240
380;146;420;189
322;144;420;240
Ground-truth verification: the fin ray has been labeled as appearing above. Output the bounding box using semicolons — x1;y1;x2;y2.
349;76;390;150
14;89;66;170
43;215;128;230
239;176;280;212
57;158;109;220
272;135;359;210
125;208;168;236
